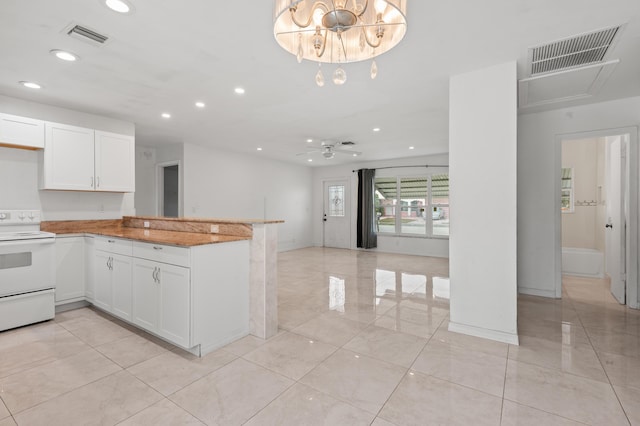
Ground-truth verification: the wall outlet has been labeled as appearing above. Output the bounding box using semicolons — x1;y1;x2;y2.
144;221;150;228
210;224;219;234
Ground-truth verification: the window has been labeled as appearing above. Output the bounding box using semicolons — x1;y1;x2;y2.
561;168;574;213
374;174;449;237
328;184;345;217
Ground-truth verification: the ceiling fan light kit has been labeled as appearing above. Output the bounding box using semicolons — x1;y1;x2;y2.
273;0;407;86
297;141;362;160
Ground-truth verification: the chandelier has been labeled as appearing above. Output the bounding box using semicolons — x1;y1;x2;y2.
273;0;407;86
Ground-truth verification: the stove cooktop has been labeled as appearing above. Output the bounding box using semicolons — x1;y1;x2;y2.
0;231;56;242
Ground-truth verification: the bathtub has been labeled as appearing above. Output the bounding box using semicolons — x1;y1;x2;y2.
561;247;604;278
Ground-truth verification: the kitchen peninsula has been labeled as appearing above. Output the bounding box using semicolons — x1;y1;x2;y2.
42;215;282;356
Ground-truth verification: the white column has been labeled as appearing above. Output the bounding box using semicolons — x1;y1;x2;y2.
448;61;519;345
249;223;279;339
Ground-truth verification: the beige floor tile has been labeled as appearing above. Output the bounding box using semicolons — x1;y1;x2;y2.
278;304;324;330
127;348;236;396
382;305;448;328
343;325;427;367
59;315;135;347
500;400;586;425
95;333;169;368
372;315;438;338
0;418;16;426
244;383;374;426
371;417;397;426
614;385;640;426
292;312;368;346
586;327;640;358
170;358;293;425
0;322;64;351
518;318;589;345
504;359;628;425
509;335;608;382
222;334;269;356
0;349;121;414
0;399;8;420
14;370;162;426
243;332;337;380
432;323;509;357
0;326;88;379
378;371;502;426
599;351;640;390
411;339;507;397
299;349;406;414
118;398;204;425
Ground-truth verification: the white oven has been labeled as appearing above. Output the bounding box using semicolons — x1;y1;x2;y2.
0;210;56;332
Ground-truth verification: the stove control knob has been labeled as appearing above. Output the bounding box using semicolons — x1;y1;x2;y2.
18;212;26;220
28;212;36;221
0;213;6;220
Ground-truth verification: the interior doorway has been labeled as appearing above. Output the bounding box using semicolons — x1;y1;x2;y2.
157;161;181;218
323;179;350;249
556;128;638;308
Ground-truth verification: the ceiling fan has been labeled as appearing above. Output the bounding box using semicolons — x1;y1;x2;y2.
297;141;362;159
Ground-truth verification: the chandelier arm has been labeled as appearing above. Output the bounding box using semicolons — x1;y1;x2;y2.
338;33;348;60
356;0;369;17
314;29;329;58
289;2;329;28
359;23;383;48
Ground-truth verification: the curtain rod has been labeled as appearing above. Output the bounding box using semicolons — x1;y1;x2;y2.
352;165;449;173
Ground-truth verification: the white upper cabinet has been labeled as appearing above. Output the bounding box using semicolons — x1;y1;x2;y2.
95;131;135;192
42;122;135;192
0;113;45;149
43;122;95;191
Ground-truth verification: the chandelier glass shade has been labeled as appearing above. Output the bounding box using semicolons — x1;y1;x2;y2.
274;0;407;84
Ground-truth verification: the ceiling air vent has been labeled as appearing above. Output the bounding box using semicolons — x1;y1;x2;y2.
340;141;355;146
529;25;622;75
66;24;109;45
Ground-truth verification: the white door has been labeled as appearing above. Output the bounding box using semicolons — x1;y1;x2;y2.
43;122;95;190
111;254;133;321
94;250;112;311
323;180;350;249
84;237;95;301
132;258;159;331
158;264;190;348
95;131;135;192
605;136;626;304
54;237;85;304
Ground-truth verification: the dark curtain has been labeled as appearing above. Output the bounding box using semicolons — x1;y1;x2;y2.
357;168;377;249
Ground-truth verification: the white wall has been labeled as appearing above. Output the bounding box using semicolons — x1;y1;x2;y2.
518;96;640;300
311;155;450;258
182;143;313;252
0;94;136;220
449;61;519;345
134;143;184;216
561;138;605;250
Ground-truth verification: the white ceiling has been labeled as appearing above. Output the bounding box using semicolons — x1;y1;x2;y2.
0;0;639;166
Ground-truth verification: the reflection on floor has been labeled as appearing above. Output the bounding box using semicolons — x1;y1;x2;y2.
0;247;638;425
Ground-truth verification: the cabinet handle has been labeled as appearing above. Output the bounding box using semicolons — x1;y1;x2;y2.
90;176;94;188
108;240;115;243
152;267;158;283
156;268;161;284
153;246;163;250
106;258;110;269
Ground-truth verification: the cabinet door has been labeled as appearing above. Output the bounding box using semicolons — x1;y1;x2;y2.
84;237;95;300
0;113;44;149
111;254;133;321
43;122;95;190
158;264;190;348
132;258;159;331
94;251;112;311
94;131;135;192
54;237;85;304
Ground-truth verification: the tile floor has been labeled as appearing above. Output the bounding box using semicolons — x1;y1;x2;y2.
0;247;638;425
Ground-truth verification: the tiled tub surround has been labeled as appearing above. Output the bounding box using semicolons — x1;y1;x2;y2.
42;216;283;341
0;249;636;425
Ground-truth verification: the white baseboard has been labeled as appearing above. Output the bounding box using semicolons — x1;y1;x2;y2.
448;321;519;345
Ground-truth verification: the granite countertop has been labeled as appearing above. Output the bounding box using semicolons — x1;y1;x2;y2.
41;220;251;247
125;216;285;224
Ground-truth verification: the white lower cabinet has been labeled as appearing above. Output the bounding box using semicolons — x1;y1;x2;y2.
93;237;133;321
54;237;85;305
133;258;190;348
84;237;95;301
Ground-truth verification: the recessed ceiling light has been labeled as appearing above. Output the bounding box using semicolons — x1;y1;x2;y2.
234;87;245;95
373;127;381;132
19;81;41;89
306;139;313;143
257;147;263;151
161;113;171;119
307;158;313;162
104;0;134;14
353;153;358;157
409;146;415;150
50;49;79;62
195;101;206;108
